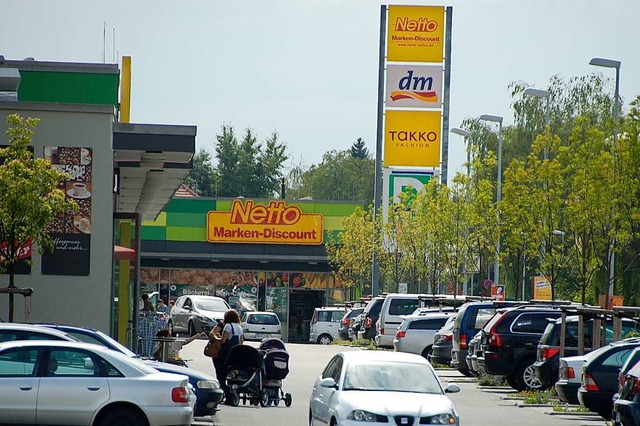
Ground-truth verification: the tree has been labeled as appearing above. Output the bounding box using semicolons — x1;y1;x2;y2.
184;148;216;196
350;137;370;159
0;114;77;321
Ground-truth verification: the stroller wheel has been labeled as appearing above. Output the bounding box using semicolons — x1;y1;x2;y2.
272;398;280;406
284;393;292;407
259;389;270;407
229;391;240;407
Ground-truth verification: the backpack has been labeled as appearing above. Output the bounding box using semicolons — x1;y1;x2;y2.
218;324;241;362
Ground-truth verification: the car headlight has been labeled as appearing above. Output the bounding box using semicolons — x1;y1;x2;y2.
197;380;221;390
347;410;386;422
424;413;457;424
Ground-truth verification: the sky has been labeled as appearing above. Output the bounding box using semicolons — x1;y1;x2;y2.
2;0;639;179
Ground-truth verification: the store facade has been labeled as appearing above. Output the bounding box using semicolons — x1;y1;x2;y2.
139;196;362;342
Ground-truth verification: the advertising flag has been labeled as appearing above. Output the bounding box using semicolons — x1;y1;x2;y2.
387;5;445;63
384;110;441;167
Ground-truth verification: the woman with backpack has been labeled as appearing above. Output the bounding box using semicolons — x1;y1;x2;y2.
210;308;244;403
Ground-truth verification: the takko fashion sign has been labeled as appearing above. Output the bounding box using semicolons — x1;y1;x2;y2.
207;200;323;245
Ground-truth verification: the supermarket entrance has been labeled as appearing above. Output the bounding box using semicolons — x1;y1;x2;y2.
288;289;325;343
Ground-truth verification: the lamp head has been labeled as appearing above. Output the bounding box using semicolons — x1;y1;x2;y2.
589;57;621;69
480;114;503;124
451;128;471;138
524;87;550;98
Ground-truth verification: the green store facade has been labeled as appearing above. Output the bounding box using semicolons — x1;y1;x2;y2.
138;195;362;343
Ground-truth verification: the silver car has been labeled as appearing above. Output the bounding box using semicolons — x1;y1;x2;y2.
0;340;195;425
169;295;230;336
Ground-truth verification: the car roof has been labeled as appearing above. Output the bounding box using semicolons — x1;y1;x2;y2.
0;339;113;352
401;312;453;321
339;350;429;365
0;323;77;339
179;295;225;300
246;311;278;315
315;307;345;311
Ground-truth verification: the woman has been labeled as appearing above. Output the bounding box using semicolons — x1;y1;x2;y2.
210;309;244;403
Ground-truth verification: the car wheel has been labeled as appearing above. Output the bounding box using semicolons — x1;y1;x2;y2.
318;334;332;345
309;409;313;426
330;417;338;426
516;359;544;391
458;368;474;377
597;409;613;421
284;392;292;407
188;321;196;337
259;389;270;407
421;345;433;360
506;373;522;390
97;407;146;426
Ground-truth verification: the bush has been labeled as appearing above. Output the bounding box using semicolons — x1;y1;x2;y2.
477;375;507;386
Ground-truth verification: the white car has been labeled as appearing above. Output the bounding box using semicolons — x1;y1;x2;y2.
241;311;283;341
0;340;195;425
393;312;453;358
309;307;346;345
309;350;460;426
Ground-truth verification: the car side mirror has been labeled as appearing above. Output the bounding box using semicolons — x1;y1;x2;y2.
444;383;460;393
319;377;338;389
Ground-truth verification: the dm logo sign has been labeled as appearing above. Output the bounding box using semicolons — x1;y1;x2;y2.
386;64;443;109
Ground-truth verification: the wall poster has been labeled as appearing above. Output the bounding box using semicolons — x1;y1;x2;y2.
42;146;92;276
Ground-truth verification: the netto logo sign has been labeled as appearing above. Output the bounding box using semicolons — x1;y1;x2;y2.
207;200;323;245
394;17;438;32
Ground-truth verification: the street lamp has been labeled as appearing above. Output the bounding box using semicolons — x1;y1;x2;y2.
451;127;472;176
479;114;503;288
523;87;551;160
589;57;621;303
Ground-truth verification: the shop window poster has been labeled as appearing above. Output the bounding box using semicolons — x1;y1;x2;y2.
42;146;92;276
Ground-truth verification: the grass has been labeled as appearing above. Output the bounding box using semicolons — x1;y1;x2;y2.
551;402;591;412
335;338;379;350
477;375;507;387
521;389;556;404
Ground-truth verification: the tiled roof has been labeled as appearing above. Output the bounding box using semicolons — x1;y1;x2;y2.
174;184;198;197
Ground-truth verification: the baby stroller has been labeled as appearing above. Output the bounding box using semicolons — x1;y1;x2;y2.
259;338;292;407
225;345;271;407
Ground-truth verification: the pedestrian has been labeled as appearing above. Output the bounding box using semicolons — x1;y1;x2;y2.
156;298;168;313
140;293;154;312
169;299;175;310
209;309;244;403
153;328;206;364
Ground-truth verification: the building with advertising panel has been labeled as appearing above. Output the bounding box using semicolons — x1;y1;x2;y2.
139;196;363;342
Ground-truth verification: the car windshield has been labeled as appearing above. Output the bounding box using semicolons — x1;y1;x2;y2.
195;298;228;311
248;314;279;325
343;361;443;394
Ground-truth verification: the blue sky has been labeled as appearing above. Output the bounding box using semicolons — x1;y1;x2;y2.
2;0;639;178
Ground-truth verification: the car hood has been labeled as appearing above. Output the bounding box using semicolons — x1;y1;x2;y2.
339;391;455;417
198;309;226;319
143;359;217;381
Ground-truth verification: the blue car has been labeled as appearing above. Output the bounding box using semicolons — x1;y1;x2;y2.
39;324;224;417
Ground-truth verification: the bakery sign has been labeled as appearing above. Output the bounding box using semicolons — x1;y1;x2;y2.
207;200;323;245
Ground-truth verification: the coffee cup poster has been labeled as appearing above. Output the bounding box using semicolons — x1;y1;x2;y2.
42;146;92;276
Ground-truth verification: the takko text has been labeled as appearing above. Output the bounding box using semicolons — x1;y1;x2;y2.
394;17;438;33
230;200;301;225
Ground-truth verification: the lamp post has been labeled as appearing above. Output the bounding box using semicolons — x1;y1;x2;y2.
451;127;473;295
480;114;503;288
523;87;551;160
589;57;621;303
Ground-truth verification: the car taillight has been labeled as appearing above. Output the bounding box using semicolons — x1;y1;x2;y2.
631;377;640;395
172;386;189;403
459;333;467;349
436;334;453;344
396;330;406;338
541;348;560;362
488;333;502;348
563;367;575;379
343;318;350;326
365;317;372;328
584;373;599;392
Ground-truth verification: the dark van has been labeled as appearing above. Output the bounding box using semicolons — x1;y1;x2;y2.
451;302;497;376
357;296;385;340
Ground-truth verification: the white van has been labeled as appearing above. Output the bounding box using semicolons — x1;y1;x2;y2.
309;307;346;345
375;294;422;348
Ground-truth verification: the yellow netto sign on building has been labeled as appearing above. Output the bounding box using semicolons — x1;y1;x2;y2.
387;5;445;63
207;200;323;245
384;110;441;167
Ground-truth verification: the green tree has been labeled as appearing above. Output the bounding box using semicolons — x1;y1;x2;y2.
350;137;370;159
184;148;216;196
0;114;77;321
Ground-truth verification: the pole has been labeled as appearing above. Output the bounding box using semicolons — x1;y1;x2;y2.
440;6;453;186
371;5;386;297
544;95;550;160
495;121;503;287
608;66;620;304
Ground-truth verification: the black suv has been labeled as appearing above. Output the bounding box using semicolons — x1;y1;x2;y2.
534;316;639;389
357;296;385;340
478;305;563;391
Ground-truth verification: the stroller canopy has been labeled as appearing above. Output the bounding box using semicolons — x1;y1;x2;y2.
225;344;264;369
259;338;287;352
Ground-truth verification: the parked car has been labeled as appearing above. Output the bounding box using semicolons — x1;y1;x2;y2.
430;315;457;366
478;305;563;391
555;353;592;405
338;307;364;341
241;311;282;341
393;312;452;358
466;331;483;376
0;340;195;425
39;323;223;417
614;350;640;425
534;316;639;389
451;302;499;376
375;294;422;348
0;322;77;342
309;350;460;426
357;296;385;341
578;338;640;420
169;295;230;336
309;307;346;345
348;313;362;341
